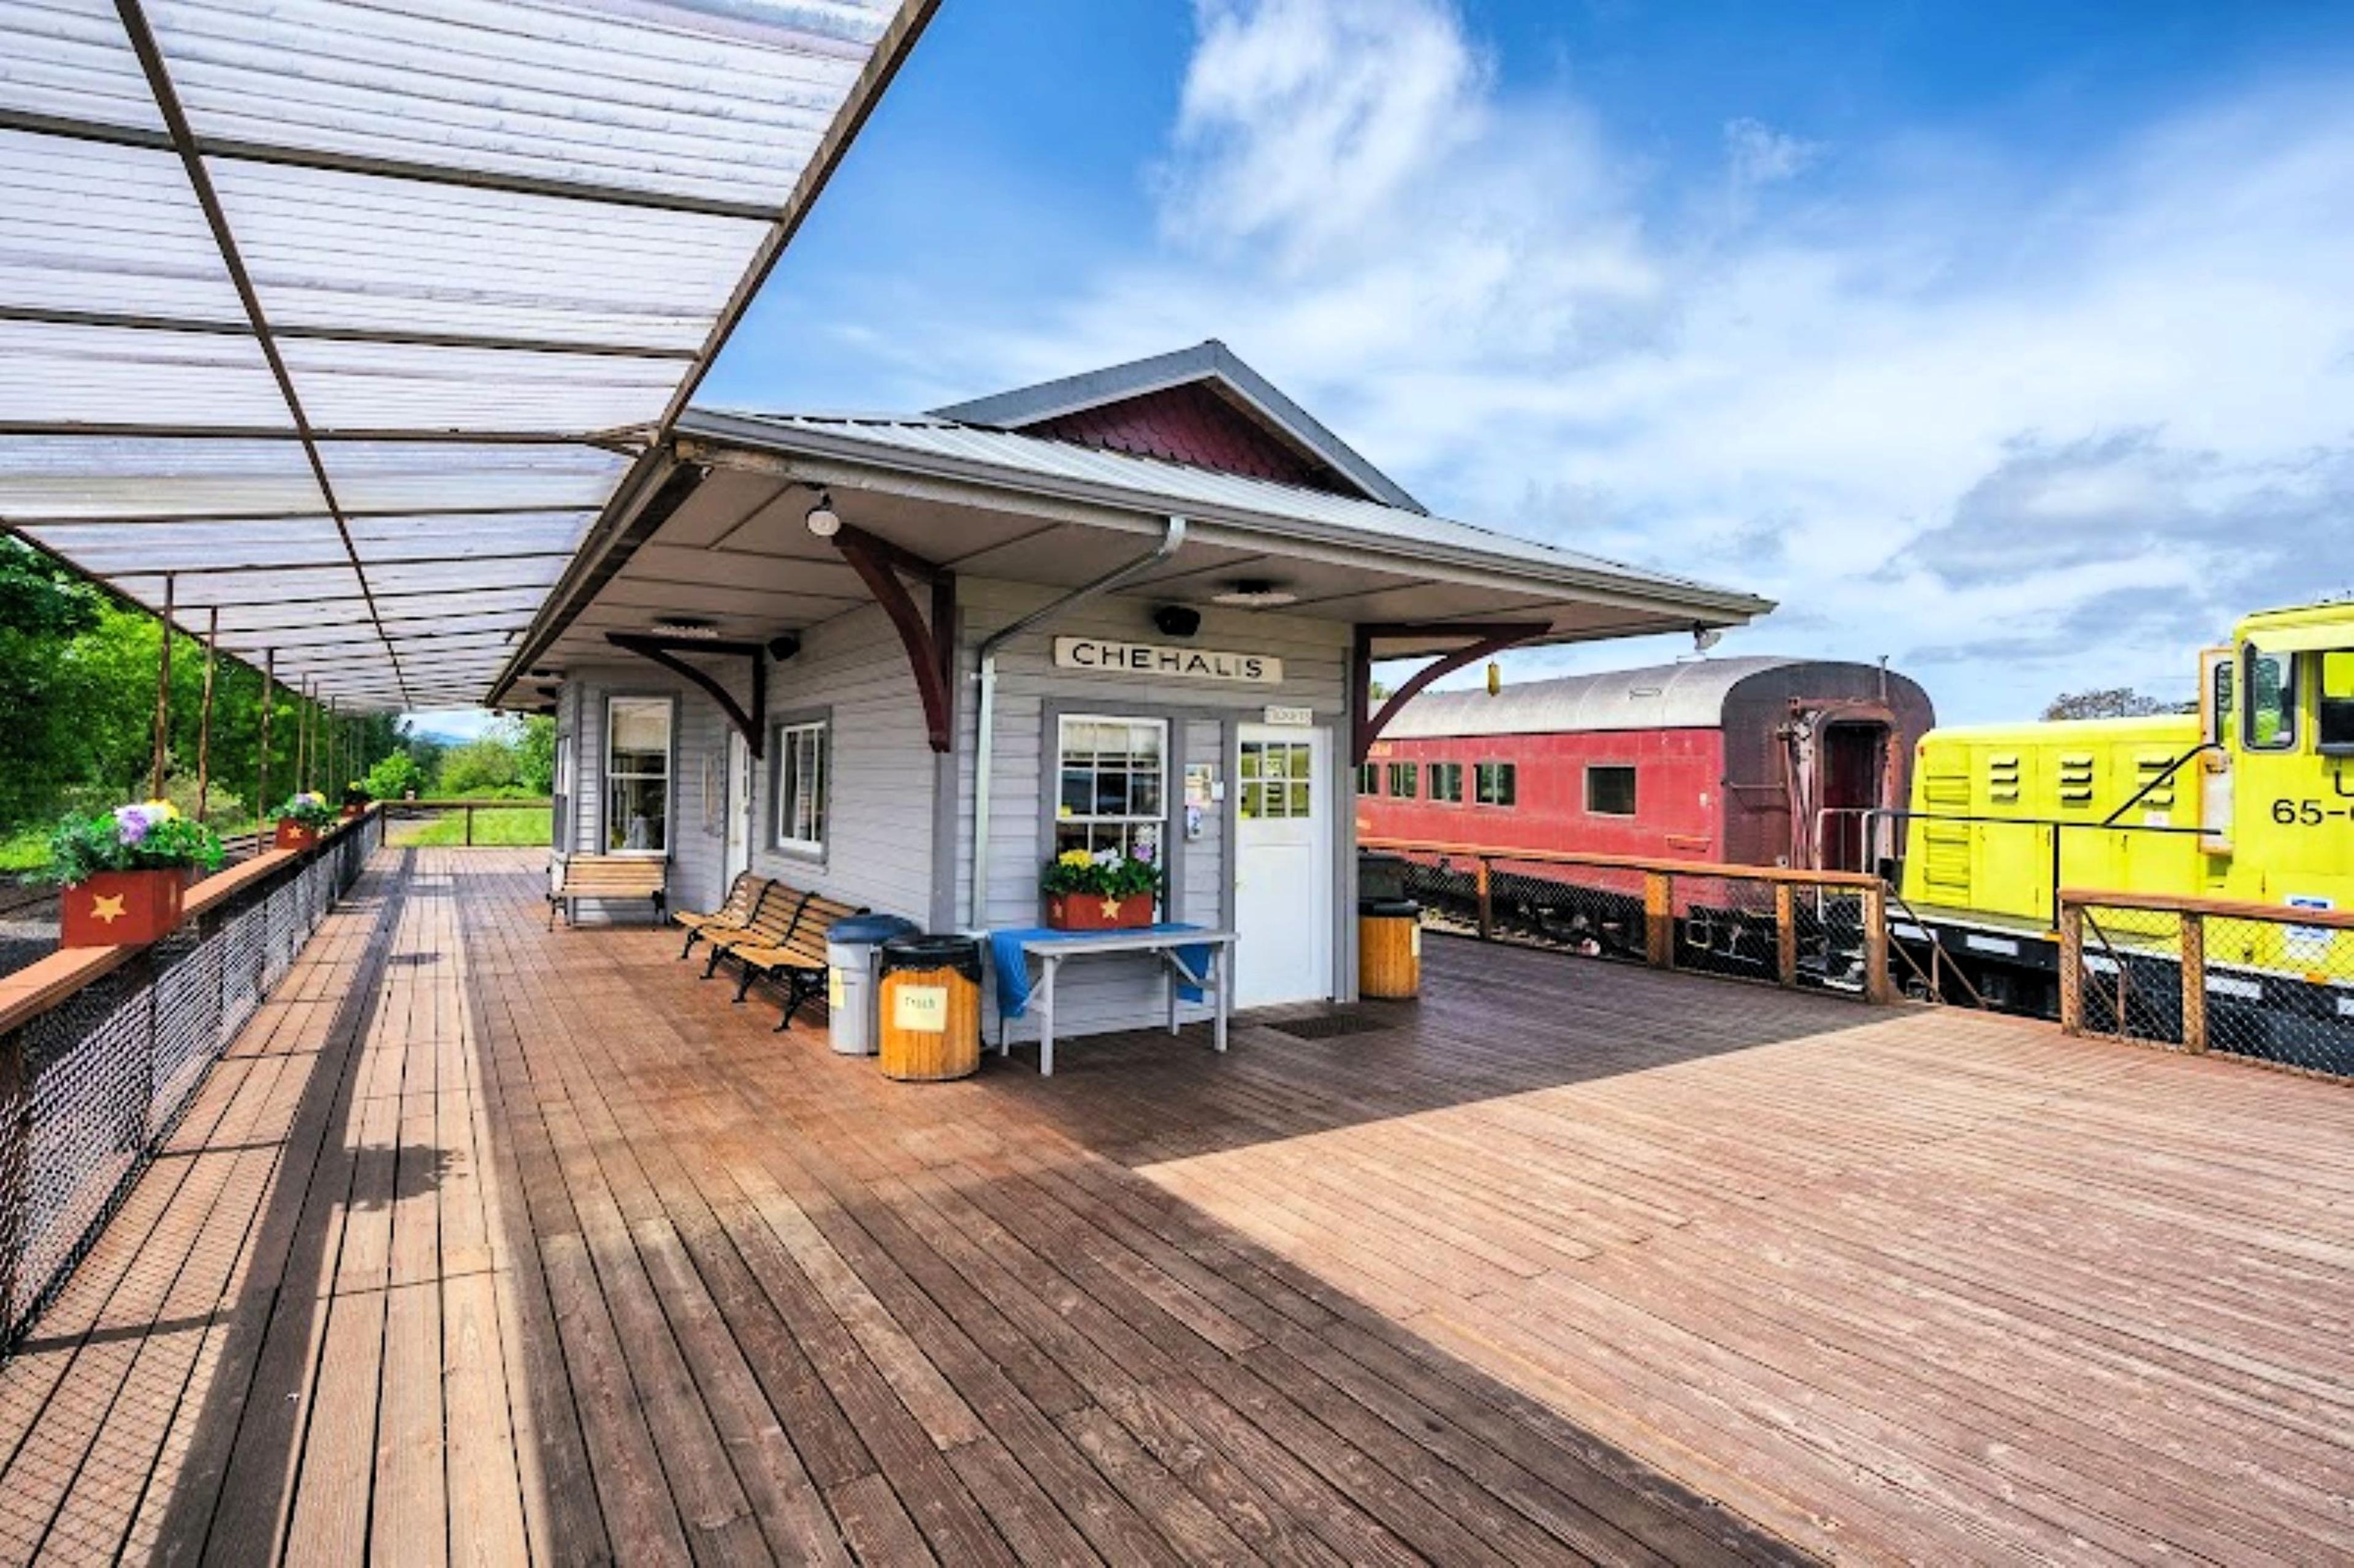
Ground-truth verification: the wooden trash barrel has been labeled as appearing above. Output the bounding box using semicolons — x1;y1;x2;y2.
1358;898;1422;1000
877;934;983;1081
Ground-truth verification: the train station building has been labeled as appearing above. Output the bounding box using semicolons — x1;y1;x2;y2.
490;341;1772;1049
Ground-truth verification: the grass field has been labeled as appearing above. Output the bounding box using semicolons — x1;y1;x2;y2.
386;807;552;847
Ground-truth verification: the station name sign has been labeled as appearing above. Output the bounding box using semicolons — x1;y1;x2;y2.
1053;636;1282;685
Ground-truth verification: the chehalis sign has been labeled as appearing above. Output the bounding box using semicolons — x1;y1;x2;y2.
1053;637;1283;685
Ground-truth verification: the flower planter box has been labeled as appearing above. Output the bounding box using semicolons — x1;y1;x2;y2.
59;868;186;948
275;819;320;851
1044;892;1156;932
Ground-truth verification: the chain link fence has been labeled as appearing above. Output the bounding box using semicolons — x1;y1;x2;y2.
2064;893;2354;1080
0;813;381;1348
1374;843;1886;1000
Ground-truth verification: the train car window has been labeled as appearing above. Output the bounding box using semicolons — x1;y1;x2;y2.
2243;645;2296;751
1585;764;1638;816
2321;650;2354;753
1428;761;1463;802
1386;761;1418;798
1474;762;1516;807
1357;762;1379;796
2208;657;2234;747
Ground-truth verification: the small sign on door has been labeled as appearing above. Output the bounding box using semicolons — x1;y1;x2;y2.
1262;704;1313;727
893;984;949;1033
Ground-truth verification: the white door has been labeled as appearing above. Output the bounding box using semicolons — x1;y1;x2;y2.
1234;725;1333;1007
724;728;752;885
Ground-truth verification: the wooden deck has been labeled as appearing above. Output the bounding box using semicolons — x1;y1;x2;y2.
2;848;2349;1566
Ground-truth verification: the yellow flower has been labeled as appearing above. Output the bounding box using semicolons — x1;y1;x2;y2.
1057;848;1092;867
143;799;179;820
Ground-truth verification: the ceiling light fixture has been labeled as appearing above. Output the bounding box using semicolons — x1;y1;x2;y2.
649;618;720;640
805;489;841;538
1209;579;1297;608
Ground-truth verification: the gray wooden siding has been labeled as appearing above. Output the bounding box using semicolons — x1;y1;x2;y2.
560;663;736;923
747;603;937;924
945;579;1353;1044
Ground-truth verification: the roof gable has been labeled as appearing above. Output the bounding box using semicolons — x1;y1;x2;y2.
930;340;1426;513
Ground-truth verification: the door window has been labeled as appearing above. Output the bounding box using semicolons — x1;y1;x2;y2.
605;697;670;853
2243;645;2296;751
1243;740;1316;819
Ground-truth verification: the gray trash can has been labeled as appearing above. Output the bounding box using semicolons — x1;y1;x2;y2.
825;914;920;1055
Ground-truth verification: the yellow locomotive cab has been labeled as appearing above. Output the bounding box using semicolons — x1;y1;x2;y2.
1897;599;2354;1010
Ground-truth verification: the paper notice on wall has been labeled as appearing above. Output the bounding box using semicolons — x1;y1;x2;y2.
893;985;948;1033
2285;896;2334;962
828;969;847;1011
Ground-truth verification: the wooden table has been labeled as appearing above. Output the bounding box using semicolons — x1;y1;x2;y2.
997;927;1236;1076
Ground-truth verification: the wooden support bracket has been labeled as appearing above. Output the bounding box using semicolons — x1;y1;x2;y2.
833;523;957;753
1351;622;1550;765
604;633;777;759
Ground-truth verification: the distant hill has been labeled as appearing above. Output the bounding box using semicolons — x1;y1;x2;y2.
403;728;476;748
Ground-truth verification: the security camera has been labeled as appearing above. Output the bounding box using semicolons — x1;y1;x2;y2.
1152;604;1203;638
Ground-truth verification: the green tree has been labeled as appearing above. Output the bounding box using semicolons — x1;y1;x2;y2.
437;733;522;796
364;751;427;800
515;715;557;794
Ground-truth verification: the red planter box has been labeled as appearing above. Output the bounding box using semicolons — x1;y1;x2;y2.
59;868;187;948
1043;892;1156;932
274;819;319;851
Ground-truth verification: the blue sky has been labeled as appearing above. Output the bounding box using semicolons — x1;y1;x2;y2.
427;0;2354;734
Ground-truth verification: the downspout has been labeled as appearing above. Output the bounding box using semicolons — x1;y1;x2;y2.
969;516;1188;929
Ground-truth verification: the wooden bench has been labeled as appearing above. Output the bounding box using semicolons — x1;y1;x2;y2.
699;881;810;980
547;854;667;929
675;872;766;961
726;892;869;1031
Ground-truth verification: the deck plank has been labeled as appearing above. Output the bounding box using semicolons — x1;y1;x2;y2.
2;847;2348;1564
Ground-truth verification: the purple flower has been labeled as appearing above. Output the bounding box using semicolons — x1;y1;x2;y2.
113;804;152;845
1133;840;1156;864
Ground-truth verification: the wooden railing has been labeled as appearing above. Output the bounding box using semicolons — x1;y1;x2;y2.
2059;886;2354;1076
378;796;554;847
1362;837;1891;1002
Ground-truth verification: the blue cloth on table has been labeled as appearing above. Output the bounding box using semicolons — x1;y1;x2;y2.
986;924;1214;1019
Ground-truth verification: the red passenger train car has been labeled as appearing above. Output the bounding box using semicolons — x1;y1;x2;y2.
1358;657;1937;872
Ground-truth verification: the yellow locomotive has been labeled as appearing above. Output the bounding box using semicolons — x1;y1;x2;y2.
1893;600;2354;1014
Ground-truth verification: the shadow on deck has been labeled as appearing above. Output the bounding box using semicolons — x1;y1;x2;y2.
1;847;2348;1565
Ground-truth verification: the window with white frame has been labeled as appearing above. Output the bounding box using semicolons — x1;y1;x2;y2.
1056;715;1166;859
605;697;671;854
554;734;573;847
774;718;827;854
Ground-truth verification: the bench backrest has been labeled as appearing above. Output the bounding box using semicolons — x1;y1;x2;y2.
777;894;866;964
739;882;812;946
710;871;763;922
557;856;666;896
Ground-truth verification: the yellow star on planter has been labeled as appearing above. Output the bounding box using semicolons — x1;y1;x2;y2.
1099;897;1124;921
89;892;128;925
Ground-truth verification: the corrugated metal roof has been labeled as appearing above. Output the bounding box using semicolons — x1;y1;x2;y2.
680;408;1769;615
1384;657;1814;737
0;0;934;709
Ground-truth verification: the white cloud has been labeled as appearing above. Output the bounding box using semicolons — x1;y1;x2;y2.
1724;116;1822;188
892;0;2354;721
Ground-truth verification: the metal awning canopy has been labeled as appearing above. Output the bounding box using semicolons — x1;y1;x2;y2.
490;408;1775;707
0;0;935;710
